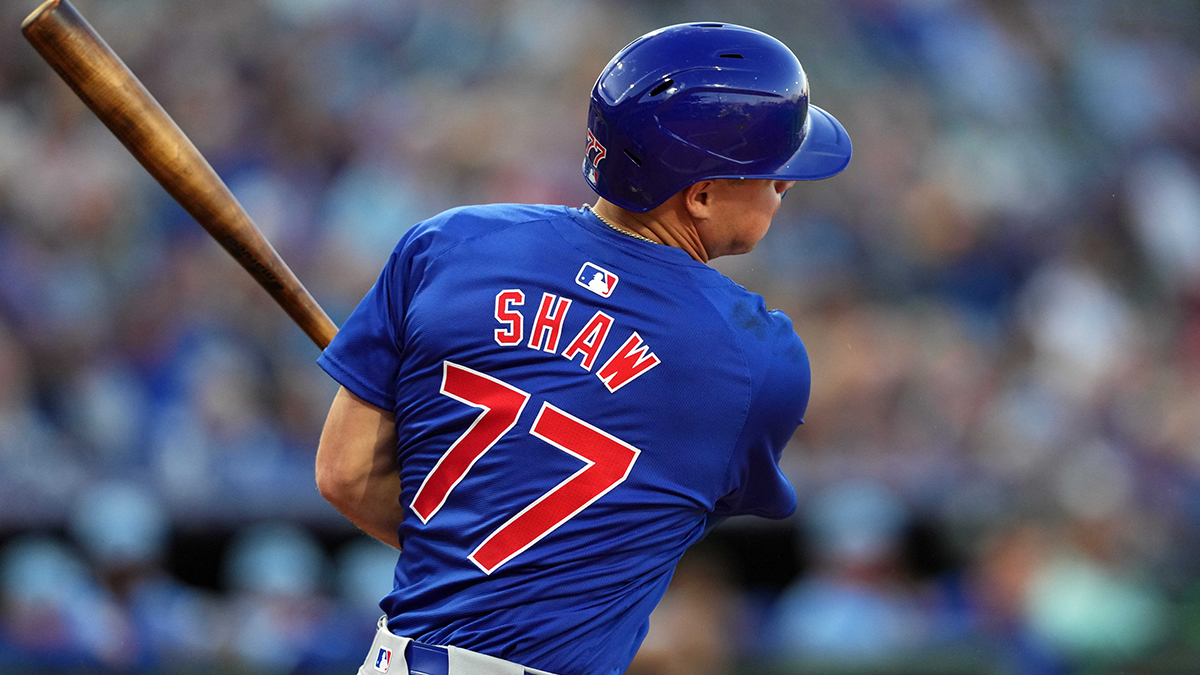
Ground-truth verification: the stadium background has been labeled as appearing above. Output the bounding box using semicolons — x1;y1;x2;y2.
2;0;1199;673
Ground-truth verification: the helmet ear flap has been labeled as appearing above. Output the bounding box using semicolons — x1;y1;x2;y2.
585;109;655;209
583;108;609;193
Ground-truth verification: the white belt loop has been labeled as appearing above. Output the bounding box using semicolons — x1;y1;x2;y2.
358;616;412;675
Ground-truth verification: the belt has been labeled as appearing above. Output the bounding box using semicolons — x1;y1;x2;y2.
407;641;451;675
360;616;557;675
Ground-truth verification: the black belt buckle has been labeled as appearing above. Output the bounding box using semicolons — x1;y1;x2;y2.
406;641;450;675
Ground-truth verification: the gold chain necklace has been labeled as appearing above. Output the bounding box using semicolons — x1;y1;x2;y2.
582;204;659;245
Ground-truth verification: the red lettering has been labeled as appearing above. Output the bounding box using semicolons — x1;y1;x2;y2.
561;311;614;371
470;402;640;573
527;293;573;353
585;130;607;167
493;289;525;346
411;362;531;523
596;332;660;392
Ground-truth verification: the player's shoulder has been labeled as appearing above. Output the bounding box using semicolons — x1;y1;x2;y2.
704;279;798;339
408;203;567;245
699;281;806;370
386;203;567;267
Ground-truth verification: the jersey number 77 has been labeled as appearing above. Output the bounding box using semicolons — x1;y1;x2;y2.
410;361;642;574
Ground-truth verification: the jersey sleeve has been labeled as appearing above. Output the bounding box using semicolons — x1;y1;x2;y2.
317;228;424;411
712;311;808;520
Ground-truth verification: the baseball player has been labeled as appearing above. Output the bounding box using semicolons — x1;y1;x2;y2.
315;22;852;675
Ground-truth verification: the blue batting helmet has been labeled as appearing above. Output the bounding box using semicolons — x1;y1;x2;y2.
583;22;852;213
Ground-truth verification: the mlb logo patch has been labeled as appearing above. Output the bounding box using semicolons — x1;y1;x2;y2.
576;262;618;298
373;647;391;673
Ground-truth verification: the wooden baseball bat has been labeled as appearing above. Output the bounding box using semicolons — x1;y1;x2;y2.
22;0;339;349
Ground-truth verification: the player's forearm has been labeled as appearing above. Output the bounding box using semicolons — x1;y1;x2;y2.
320;467;405;550
317;386;405;550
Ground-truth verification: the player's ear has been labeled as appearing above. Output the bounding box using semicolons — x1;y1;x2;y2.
683;180;714;219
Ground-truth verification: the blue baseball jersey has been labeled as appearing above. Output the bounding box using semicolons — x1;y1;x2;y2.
317;204;808;675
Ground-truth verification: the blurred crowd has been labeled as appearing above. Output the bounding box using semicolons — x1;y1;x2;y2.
1;0;1199;673
0;481;397;671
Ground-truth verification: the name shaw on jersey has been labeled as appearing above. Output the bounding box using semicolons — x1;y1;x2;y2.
492;285;660;393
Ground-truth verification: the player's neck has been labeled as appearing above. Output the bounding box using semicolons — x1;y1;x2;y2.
593;199;710;263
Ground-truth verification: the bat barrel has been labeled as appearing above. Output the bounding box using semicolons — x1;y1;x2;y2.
22;0;339;349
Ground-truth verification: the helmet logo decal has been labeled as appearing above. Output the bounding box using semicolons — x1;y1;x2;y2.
585;130;607;168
